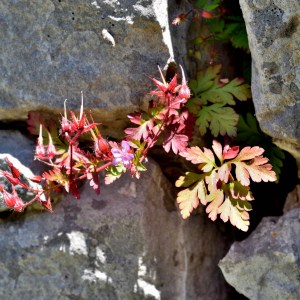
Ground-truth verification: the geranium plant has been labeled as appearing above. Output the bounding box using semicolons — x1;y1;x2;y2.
0;65;276;232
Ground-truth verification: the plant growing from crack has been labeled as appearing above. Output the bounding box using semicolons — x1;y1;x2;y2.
0;65;276;232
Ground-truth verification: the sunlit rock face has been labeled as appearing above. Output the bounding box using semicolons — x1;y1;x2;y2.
219;207;300;300
0;158;234;300
0;0;175;138
239;0;300;175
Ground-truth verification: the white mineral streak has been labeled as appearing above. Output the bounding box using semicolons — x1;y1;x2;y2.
82;269;112;283
96;247;106;264
91;1;100;8
66;231;88;256
153;0;175;65
136;256;161;299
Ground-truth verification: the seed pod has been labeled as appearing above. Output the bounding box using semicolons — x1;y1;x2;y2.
102;28;115;47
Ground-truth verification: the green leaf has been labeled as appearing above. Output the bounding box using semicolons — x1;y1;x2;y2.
223;23;241;35
195;103;239;137
231;27;249;53
105;165;126;185
197;0;208;7
201;77;251;105
189;65;221;97
187;65;251;137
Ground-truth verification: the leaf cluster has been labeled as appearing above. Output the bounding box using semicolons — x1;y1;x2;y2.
186;64;251;137
206;16;250;53
176;140;277;231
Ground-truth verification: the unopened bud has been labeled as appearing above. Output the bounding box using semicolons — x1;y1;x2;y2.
95;136;110;156
28;176;42;183
0;171;19;185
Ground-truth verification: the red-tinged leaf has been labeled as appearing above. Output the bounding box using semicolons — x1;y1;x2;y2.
234;156;277;186
218;195;250;232
27;112;47;135
163;128;188;154
212;140;223;164
43;169;62;181
170;96;188;109
43;169;69;192
218;163;231;183
233;146;264;161
87;172;100;195
205;169;219;193
206;189;224;221
179;146;215;172
104;165;125;185
145;125;160;146
195;103;239;137
177;178;207;219
223;145;239;160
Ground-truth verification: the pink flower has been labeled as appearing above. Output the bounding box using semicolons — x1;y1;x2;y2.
111;141;134;168
172;14;187;25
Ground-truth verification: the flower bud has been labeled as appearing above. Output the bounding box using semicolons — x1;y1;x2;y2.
6;157;20;179
61;117;70;133
179;65;191;99
47;131;56;159
36;124;45;157
28;176;42;183
201;11;216;18
0;171;19;185
95;136;110;156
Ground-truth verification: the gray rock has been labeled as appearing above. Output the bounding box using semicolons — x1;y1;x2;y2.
0;158;234;300
0;0;174;138
219;208;300;300
239;0;300;175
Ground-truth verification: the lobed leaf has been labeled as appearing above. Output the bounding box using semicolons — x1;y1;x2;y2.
176;173;207;218
218;195;250;232
195;103;239;137
105;165;126;185
206;189;224;221
179;146;215;172
27;112;47;135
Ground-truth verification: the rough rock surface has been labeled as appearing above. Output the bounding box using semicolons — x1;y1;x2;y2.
239;0;300;174
0;0;174;137
219;207;300;300
0;157;235;300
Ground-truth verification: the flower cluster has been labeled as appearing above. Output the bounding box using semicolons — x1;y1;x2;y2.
0;65;192;213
